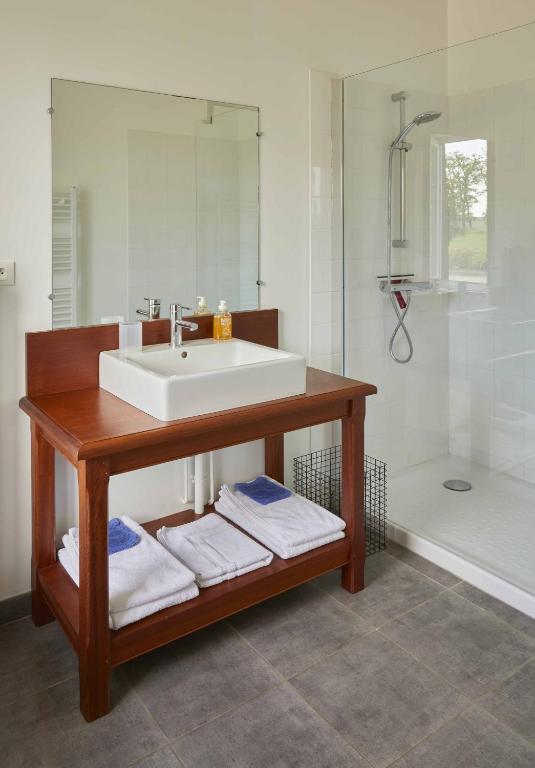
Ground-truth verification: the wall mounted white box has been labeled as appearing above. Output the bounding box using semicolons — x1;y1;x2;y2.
0;261;15;286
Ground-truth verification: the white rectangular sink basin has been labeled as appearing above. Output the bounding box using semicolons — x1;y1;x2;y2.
99;339;306;421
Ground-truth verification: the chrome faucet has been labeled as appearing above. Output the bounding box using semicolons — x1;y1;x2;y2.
136;297;161;320
170;303;198;349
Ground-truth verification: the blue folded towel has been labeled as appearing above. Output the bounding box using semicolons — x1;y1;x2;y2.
234;476;292;506
108;518;141;554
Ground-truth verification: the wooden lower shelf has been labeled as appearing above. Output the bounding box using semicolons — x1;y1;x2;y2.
38;506;350;667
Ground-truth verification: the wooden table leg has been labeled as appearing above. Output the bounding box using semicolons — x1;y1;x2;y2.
31;423;56;626
341;398;366;593
265;434;284;483
78;457;111;721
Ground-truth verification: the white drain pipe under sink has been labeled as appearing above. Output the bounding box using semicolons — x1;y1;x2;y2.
182;453;215;514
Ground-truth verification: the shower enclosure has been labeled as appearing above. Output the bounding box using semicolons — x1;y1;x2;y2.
343;23;535;616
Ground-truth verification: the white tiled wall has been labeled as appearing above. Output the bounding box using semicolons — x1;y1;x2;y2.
447;77;535;483
128;110;258;319
344;74;450;473
344;55;535;486
127;130;197;317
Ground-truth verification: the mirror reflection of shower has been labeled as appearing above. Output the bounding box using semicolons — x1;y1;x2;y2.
382;91;441;364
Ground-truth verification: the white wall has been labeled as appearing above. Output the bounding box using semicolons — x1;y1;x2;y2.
0;0;449;600
448;0;535;45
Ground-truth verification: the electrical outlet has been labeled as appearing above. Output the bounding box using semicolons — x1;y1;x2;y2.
0;261;15;286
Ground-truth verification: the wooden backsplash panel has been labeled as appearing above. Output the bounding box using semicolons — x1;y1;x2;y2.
26;309;279;397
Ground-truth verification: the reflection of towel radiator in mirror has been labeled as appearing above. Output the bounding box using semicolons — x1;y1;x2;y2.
51;187;78;328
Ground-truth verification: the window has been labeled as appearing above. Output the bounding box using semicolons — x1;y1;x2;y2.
444;139;488;284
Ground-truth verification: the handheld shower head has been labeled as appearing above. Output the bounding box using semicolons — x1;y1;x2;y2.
391;109;441;147
413;110;441;125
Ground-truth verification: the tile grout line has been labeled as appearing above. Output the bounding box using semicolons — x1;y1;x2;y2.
474;650;535;705
168;744;189;768
126;743;186;768
469;699;535;754
161;621;375;767
283;626;378;683
381;699;476;768
227;596;385;685
0;613;33;630
384;698;535;768
311;562;457;629
169;681;286;743
448;586;535;646
377;607;535;709
377;623;535;710
117;667;174;762
170;675;375;768
28;671;79;697
282;681;375;768
387;543;535;643
386;545;464;591
373;586;459;630
224;619;288;684
376;627;480;701
307;577;382;623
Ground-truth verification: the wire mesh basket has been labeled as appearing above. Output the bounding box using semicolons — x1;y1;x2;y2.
293;445;386;556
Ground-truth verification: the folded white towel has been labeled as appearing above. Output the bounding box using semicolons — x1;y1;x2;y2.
65;515;197;615
156;513;273;588
58;548;199;630
215;476;345;559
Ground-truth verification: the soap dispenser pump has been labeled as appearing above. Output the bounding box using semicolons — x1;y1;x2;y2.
213;299;232;340
194;296;209;315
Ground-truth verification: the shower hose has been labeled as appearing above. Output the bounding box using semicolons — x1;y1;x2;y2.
388;289;413;363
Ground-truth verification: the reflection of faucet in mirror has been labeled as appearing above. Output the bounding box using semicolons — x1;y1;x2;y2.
170;303;198;349
136;297;161;320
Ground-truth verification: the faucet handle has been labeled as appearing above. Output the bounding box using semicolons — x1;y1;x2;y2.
136;297;161;320
169;303;191;319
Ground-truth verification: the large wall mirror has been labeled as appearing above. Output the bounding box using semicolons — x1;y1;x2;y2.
51;79;260;328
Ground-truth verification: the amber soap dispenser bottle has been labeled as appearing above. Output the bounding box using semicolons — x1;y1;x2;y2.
213;299;232;340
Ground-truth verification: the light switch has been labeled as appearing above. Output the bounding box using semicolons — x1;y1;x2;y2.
0;261;15;286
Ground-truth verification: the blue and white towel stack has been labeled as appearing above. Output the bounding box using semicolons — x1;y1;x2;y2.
58;516;199;629
215;475;346;559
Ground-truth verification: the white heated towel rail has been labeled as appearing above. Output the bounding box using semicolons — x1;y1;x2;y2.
51;187;78;328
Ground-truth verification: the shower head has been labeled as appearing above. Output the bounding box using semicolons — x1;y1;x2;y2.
391;110;441;147
413;110;441;125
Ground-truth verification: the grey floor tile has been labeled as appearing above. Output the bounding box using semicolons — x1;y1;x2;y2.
0;592;30;625
394;707;535;768
454;582;535;640
174;683;367;768
123;621;280;740
291;631;467;768
229;582;371;678
382;591;535;699
387;541;462;588
0;616;77;705
132;747;183;768
0;672;166;768
480;658;535;746
315;553;443;627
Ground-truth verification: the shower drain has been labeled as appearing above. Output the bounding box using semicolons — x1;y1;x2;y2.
443;479;472;491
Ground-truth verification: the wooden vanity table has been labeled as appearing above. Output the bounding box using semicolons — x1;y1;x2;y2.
19;309;376;721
